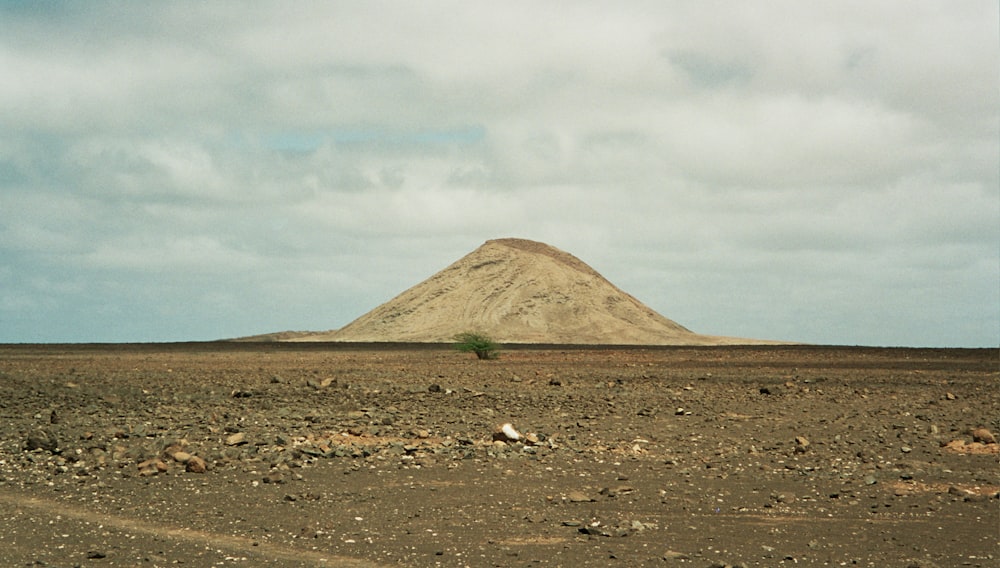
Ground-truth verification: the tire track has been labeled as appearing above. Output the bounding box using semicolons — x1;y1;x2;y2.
0;490;384;567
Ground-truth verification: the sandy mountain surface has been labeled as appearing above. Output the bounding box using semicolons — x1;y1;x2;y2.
292;238;777;345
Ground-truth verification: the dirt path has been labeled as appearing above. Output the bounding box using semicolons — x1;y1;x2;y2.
0;490;382;567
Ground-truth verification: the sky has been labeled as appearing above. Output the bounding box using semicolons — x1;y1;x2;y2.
1;2;997;347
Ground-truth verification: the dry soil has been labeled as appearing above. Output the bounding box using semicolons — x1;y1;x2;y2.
0;343;997;567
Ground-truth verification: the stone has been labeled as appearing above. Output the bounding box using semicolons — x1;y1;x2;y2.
525;512;547;523
24;429;59;453
138;459;169;476
577;524;610;536
773;492;796;504
599;485;636;498
492;423;521;443
185;456;208;473
662;550;691;560
567;490;594;503
171;451;193;464
972;427;997;444
225;432;246;446
794;436;810;453
161;443;185;460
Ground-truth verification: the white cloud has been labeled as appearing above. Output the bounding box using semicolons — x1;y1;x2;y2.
0;1;996;345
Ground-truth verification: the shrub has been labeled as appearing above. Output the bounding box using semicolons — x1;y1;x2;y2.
453;332;500;360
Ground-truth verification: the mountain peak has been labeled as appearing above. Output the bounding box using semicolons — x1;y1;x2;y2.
484;238;604;279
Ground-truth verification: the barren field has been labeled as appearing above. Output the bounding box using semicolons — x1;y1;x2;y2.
0;344;996;567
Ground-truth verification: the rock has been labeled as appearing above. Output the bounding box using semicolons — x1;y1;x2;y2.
185;456;208;473
138;459;169;476
947;485;972;497
599;486;636;498
428;384;442;393
24;429;59;453
794;436;810;453
86;550;107;559
629;520;652;532
972;427;997;444
578;525;610;536
492;423;521;442
161;442;186;460
525;512;547;523
225;432;246;446
566;490;594;503
662;550;691;560
772;492;796;504
171;451;193;464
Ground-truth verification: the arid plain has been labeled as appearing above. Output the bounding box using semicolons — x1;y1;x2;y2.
0;343;996;567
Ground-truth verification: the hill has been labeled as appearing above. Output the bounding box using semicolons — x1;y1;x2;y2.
290;238;779;345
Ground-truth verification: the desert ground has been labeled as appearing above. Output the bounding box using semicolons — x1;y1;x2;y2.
0;343;996;567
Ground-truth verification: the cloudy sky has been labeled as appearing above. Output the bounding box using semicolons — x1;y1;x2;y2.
1;2;997;347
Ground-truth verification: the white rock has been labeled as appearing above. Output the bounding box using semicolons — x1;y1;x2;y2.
501;423;521;441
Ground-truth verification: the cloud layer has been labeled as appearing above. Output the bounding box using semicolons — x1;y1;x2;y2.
1;2;997;346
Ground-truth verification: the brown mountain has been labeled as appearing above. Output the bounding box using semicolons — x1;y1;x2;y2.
292;238;776;345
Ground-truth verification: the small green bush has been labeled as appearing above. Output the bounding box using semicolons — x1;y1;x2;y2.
453;332;500;360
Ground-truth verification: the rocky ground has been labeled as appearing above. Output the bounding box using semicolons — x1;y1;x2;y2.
0;343;996;568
